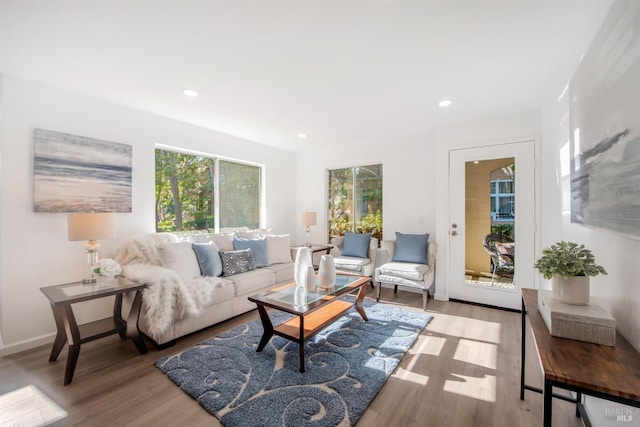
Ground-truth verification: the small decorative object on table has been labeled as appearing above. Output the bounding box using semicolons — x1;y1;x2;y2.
318;254;336;289
294;247;313;287
534;241;607;305
92;258;122;285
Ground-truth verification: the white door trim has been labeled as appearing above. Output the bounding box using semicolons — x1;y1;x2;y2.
434;136;540;304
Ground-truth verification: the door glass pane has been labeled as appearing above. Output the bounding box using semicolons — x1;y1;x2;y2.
219;160;260;229
328;167;354;237
465;158;515;289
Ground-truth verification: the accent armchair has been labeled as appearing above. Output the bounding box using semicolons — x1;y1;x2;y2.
330;233;379;277
374;234;437;310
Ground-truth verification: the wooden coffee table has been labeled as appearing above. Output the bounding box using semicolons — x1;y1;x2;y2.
248;274;371;372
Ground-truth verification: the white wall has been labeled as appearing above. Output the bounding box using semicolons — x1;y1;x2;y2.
0;75;298;354
296;109;541;302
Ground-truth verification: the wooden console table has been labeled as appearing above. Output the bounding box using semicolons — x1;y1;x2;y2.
520;289;640;426
41;278;148;385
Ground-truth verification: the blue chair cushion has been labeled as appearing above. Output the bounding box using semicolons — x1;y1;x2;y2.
233;237;269;267
191;242;223;277
341;232;371;259
392;232;429;265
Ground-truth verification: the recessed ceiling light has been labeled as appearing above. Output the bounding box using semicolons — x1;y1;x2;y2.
438;99;452;107
182;89;198;97
297;133;307;139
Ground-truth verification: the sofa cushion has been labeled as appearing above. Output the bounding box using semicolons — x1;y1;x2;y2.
227;269;276;296
209;233;236;251
158;241;201;280
264;234;293;264
237;229;273;238
377;262;428;281
334;256;370;272
393;232;430;265
263;262;295;283
219;248;257;276
342;232;371;258
191;242;223;277
205;279;235;305
233;237;269;267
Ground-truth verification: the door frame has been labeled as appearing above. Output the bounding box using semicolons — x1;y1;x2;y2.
434;136;541;304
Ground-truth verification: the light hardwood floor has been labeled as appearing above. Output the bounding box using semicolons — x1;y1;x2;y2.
0;288;584;427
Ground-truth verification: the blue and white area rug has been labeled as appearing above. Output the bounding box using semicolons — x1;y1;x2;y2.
156;300;432;427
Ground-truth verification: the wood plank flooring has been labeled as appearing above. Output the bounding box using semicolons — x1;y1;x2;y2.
0;288;583;427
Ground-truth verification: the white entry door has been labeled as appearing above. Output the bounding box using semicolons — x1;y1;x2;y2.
448;141;536;310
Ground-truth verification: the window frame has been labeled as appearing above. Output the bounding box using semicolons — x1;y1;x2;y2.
155;144;265;233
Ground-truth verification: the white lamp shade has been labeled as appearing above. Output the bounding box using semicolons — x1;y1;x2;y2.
68;213;117;241
301;212;317;227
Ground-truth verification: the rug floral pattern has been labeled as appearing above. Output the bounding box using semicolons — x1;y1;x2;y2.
156;300;431;427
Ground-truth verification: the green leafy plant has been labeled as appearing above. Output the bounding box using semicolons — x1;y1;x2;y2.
534;241;607;280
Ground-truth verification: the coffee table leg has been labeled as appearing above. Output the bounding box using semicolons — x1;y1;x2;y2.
256;305;274;352
355;281;369;321
299;316;305;373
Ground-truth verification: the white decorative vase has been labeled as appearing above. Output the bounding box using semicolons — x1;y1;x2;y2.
552;276;590;305
294;286;307;309
304;266;316;291
318;254;336;289
294;247;313;288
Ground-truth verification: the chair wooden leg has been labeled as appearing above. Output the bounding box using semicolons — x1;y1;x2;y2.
376;282;382;302
394;285;398;294
422;289;429;311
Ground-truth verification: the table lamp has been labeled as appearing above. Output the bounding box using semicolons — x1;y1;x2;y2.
68;212;117;284
301;211;317;247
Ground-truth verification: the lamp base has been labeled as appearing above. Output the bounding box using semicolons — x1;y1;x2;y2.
305;230;311;247
82;249;99;285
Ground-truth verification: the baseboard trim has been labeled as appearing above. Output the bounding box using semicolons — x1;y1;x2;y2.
0;333;55;356
449;298;521;313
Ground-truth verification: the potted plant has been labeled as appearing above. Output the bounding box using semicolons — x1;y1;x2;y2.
534;241;607;305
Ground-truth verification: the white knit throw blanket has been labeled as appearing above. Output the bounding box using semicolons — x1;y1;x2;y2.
115;234;221;338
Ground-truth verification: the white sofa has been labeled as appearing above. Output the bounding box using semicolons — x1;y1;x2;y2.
374;237;437;310
116;232;294;347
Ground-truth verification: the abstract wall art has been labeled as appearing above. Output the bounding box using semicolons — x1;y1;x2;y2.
569;1;640;238
34;129;132;213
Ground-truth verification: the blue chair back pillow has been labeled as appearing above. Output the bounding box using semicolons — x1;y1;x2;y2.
393;232;429;265
342;232;371;259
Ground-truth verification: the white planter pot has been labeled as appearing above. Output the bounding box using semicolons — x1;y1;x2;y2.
552;276;590;305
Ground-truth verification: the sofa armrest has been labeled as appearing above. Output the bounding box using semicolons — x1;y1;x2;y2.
380;240;395;261
330;236;344;256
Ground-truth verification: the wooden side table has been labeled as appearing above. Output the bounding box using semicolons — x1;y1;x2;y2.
520;289;640;426
40;278;148;385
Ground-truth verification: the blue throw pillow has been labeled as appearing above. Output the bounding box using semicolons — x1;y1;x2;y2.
233;237;269;267
191;242;223;277
342;232;371;259
393;232;430;265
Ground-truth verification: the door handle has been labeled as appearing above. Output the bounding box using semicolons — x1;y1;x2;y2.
451;231;458;236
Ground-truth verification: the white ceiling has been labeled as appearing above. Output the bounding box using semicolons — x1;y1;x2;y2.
1;0;613;152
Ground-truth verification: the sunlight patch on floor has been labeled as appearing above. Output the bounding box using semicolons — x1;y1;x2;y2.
427;313;502;344
409;335;445;357
453;338;498;370
394;367;429;386
443;374;497;403
0;385;67;426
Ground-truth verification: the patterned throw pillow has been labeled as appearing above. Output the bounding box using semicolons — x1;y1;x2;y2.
219;248;257;277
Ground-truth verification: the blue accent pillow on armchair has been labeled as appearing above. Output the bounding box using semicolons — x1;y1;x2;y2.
342;232;372;258
393;232;430;265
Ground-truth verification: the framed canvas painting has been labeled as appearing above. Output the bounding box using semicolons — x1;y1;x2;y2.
33;129;132;212
569;2;640;238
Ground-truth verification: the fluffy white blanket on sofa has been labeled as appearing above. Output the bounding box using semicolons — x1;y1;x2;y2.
115;234;222;338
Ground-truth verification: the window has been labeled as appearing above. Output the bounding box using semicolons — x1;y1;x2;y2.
490;178;515;221
155;148;262;232
328;164;382;241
